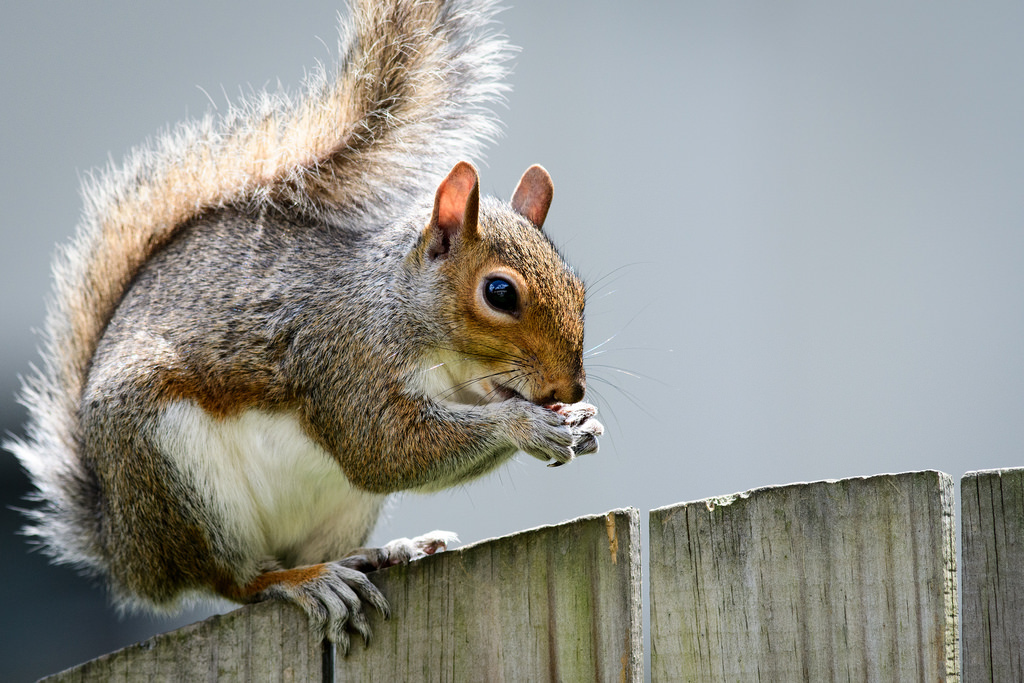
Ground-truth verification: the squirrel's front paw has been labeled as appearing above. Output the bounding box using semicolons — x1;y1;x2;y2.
254;563;390;653
520;401;604;466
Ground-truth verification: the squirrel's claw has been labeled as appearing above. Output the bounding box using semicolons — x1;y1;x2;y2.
255;562;389;652
522;401;603;466
285;530;456;651
547;420;603;466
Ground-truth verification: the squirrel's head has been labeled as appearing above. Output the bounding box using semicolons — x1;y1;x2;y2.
412;162;586;407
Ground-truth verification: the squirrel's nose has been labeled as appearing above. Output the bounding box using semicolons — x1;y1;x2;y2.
540;376;585;405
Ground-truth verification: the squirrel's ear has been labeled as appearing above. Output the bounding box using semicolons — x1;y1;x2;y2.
427;161;480;259
511;164;553;230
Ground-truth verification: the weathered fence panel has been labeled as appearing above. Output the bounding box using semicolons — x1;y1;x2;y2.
42;595;321;682
43;508;642;683
961;467;1024;682
648;471;959;682
335;508;642;682
48;467;1024;682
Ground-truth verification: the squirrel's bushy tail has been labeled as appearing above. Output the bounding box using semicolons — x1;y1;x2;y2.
8;0;510;573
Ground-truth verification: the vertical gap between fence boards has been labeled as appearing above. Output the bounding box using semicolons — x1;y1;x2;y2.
321;638;336;683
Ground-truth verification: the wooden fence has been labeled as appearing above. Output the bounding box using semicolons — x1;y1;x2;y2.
43;468;1023;682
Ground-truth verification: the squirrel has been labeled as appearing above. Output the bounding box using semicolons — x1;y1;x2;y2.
7;0;603;651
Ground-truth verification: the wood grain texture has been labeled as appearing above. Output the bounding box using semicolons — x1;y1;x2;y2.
649;471;958;682
43;595;320;682
961;467;1024;682
42;508;642;682
337;508;643;682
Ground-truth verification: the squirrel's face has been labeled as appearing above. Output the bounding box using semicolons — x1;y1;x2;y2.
448;240;586;407
427;200;586;408
413;163;587;408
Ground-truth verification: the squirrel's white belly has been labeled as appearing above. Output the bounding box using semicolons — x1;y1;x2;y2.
155;401;385;568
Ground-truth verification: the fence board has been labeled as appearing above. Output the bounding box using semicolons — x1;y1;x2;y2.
961;467;1024;682
43;508;642;683
335;508;643;682
649;471;958;682
42;594;321;682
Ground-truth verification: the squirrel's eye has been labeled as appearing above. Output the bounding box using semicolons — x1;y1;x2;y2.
485;278;518;313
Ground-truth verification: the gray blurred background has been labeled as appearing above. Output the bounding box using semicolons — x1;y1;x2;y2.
2;1;1022;680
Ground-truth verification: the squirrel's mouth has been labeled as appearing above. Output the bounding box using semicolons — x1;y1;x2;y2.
490;381;525;403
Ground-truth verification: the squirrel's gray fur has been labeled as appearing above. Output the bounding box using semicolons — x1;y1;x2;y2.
9;0;511;587
9;0;602;644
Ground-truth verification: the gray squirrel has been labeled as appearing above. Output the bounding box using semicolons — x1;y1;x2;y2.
8;0;603;650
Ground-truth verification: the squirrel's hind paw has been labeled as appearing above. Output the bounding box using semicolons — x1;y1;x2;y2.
340;530;459;571
252;563;389;652
266;531;457;650
378;529;460;566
